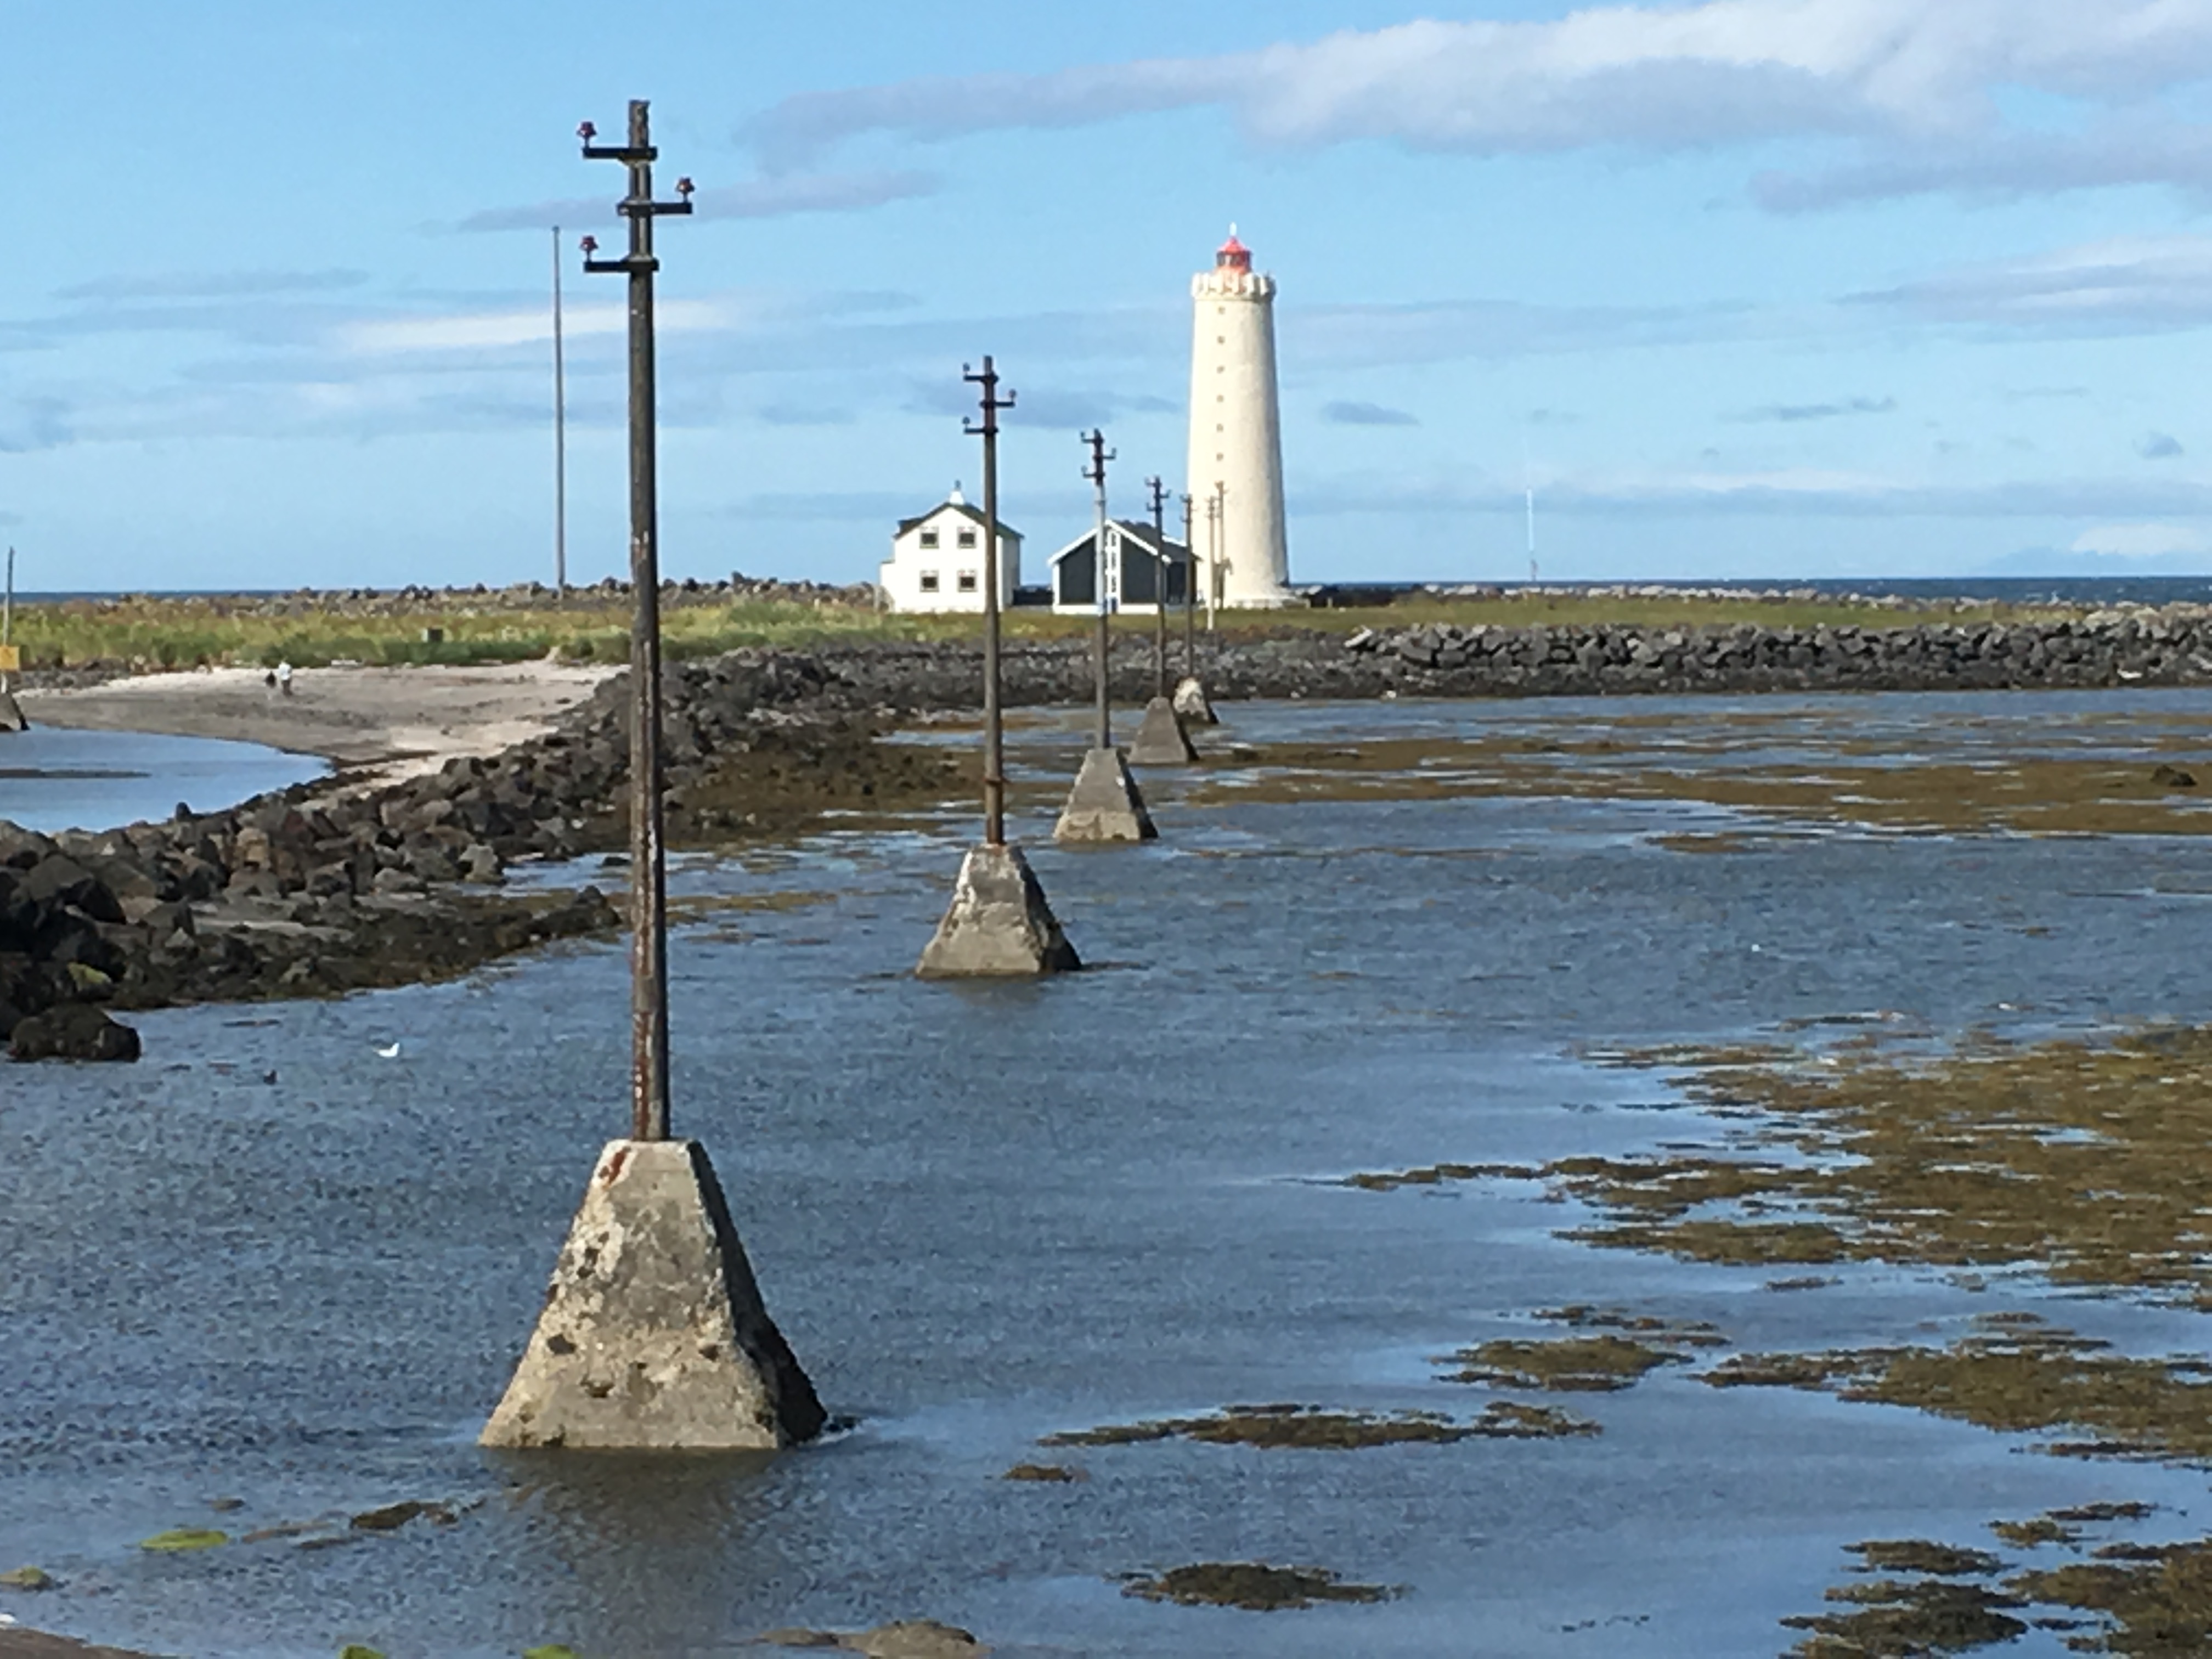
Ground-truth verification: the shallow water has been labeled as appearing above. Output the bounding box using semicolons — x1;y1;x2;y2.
9;693;2212;1657
0;726;324;833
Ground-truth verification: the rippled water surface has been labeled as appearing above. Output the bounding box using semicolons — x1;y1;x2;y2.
9;693;2212;1657
0;726;324;833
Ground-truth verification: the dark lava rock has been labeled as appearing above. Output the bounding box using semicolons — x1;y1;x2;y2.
2153;763;2199;789
10;1002;140;1063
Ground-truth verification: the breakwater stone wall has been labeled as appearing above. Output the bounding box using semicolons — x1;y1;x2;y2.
801;612;2212;706
0;653;915;1058
1333;615;2212;696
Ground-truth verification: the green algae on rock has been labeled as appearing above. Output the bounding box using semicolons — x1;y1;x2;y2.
1121;1562;1395;1611
1848;1541;2005;1578
1780;1575;2030;1655
1446;1306;1728;1392
1700;1316;2212;1466
1785;1510;2210;1657
1340;1160;1541;1192
1532;1028;2212;1304
1001;1463;1084;1482
1040;1401;1598;1449
137;1527;228;1553
2012;1542;2212;1654
1446;1334;1690;1392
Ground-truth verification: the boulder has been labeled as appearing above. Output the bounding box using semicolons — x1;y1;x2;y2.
10;1002;141;1063
18;856;123;923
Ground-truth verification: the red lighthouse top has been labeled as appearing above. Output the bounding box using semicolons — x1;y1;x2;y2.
1216;229;1251;272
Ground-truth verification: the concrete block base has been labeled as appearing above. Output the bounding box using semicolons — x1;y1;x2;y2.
1054;747;1157;844
917;842;1080;977
1172;676;1218;726
0;691;25;734
481;1139;825;1451
1126;696;1199;766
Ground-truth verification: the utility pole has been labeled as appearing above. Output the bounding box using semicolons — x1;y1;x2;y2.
3;545;13;689
1180;493;1197;682
553;226;569;601
578;101;693;1144
1206;485;1224;633
964;357;1015;845
1082;430;1115;749
1146;476;1169;699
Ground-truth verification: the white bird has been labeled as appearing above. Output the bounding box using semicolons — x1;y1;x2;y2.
375;1042;402;1059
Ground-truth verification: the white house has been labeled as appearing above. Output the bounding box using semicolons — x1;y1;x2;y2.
879;488;1023;613
1048;520;1192;616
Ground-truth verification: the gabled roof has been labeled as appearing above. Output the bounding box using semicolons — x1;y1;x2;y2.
1048;520;1193;566
895;500;1023;541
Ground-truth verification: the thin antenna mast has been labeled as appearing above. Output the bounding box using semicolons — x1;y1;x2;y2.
552;225;568;599
1523;437;1537;586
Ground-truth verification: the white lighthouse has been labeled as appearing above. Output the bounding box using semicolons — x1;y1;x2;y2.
1187;229;1293;609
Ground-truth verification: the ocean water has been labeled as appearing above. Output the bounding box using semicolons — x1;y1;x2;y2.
4;695;2211;1656
0;727;325;835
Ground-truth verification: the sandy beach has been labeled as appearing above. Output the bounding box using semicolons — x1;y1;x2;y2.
18;659;618;778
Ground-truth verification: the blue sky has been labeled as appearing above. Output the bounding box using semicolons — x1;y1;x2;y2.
12;0;2212;591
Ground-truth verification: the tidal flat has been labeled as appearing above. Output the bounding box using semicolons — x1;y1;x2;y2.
16;691;2212;1656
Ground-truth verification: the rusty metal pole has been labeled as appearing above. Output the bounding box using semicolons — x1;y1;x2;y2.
1082;430;1115;750
580;101;693;1143
1146;475;1169;699
964;358;1015;845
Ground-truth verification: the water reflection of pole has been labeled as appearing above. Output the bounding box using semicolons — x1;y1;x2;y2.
1180;493;1195;683
579;101;694;1143
964;357;1015;845
1082;429;1115;750
553;225;569;601
1146;475;1169;698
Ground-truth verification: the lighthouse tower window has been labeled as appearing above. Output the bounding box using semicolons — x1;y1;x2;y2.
956;528;977;549
957;572;978;593
919;572;940;594
918;528;939;549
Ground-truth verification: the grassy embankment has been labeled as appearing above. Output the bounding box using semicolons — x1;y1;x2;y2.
8;590;2075;673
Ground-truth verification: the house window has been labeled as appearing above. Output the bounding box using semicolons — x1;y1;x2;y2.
957;572;978;593
919;529;940;549
919;572;940;593
956;528;977;549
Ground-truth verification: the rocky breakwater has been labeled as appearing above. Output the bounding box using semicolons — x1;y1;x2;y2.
1347;608;2212;697
1;651;959;1060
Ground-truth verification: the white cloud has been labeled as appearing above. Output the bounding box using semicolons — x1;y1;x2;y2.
1296;468;2212;519
748;0;2212;207
2072;522;2212;556
339;297;734;355
455;170;938;233
1850;235;2212;332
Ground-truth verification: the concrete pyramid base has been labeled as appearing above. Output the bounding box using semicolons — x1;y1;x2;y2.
1054;747;1157;844
917;842;1080;977
0;691;25;734
482;1139;826;1451
1172;676;1218;726
1126;696;1199;766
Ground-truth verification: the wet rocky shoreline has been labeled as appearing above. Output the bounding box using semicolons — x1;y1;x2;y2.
13;611;2212;1060
2;652;955;1060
